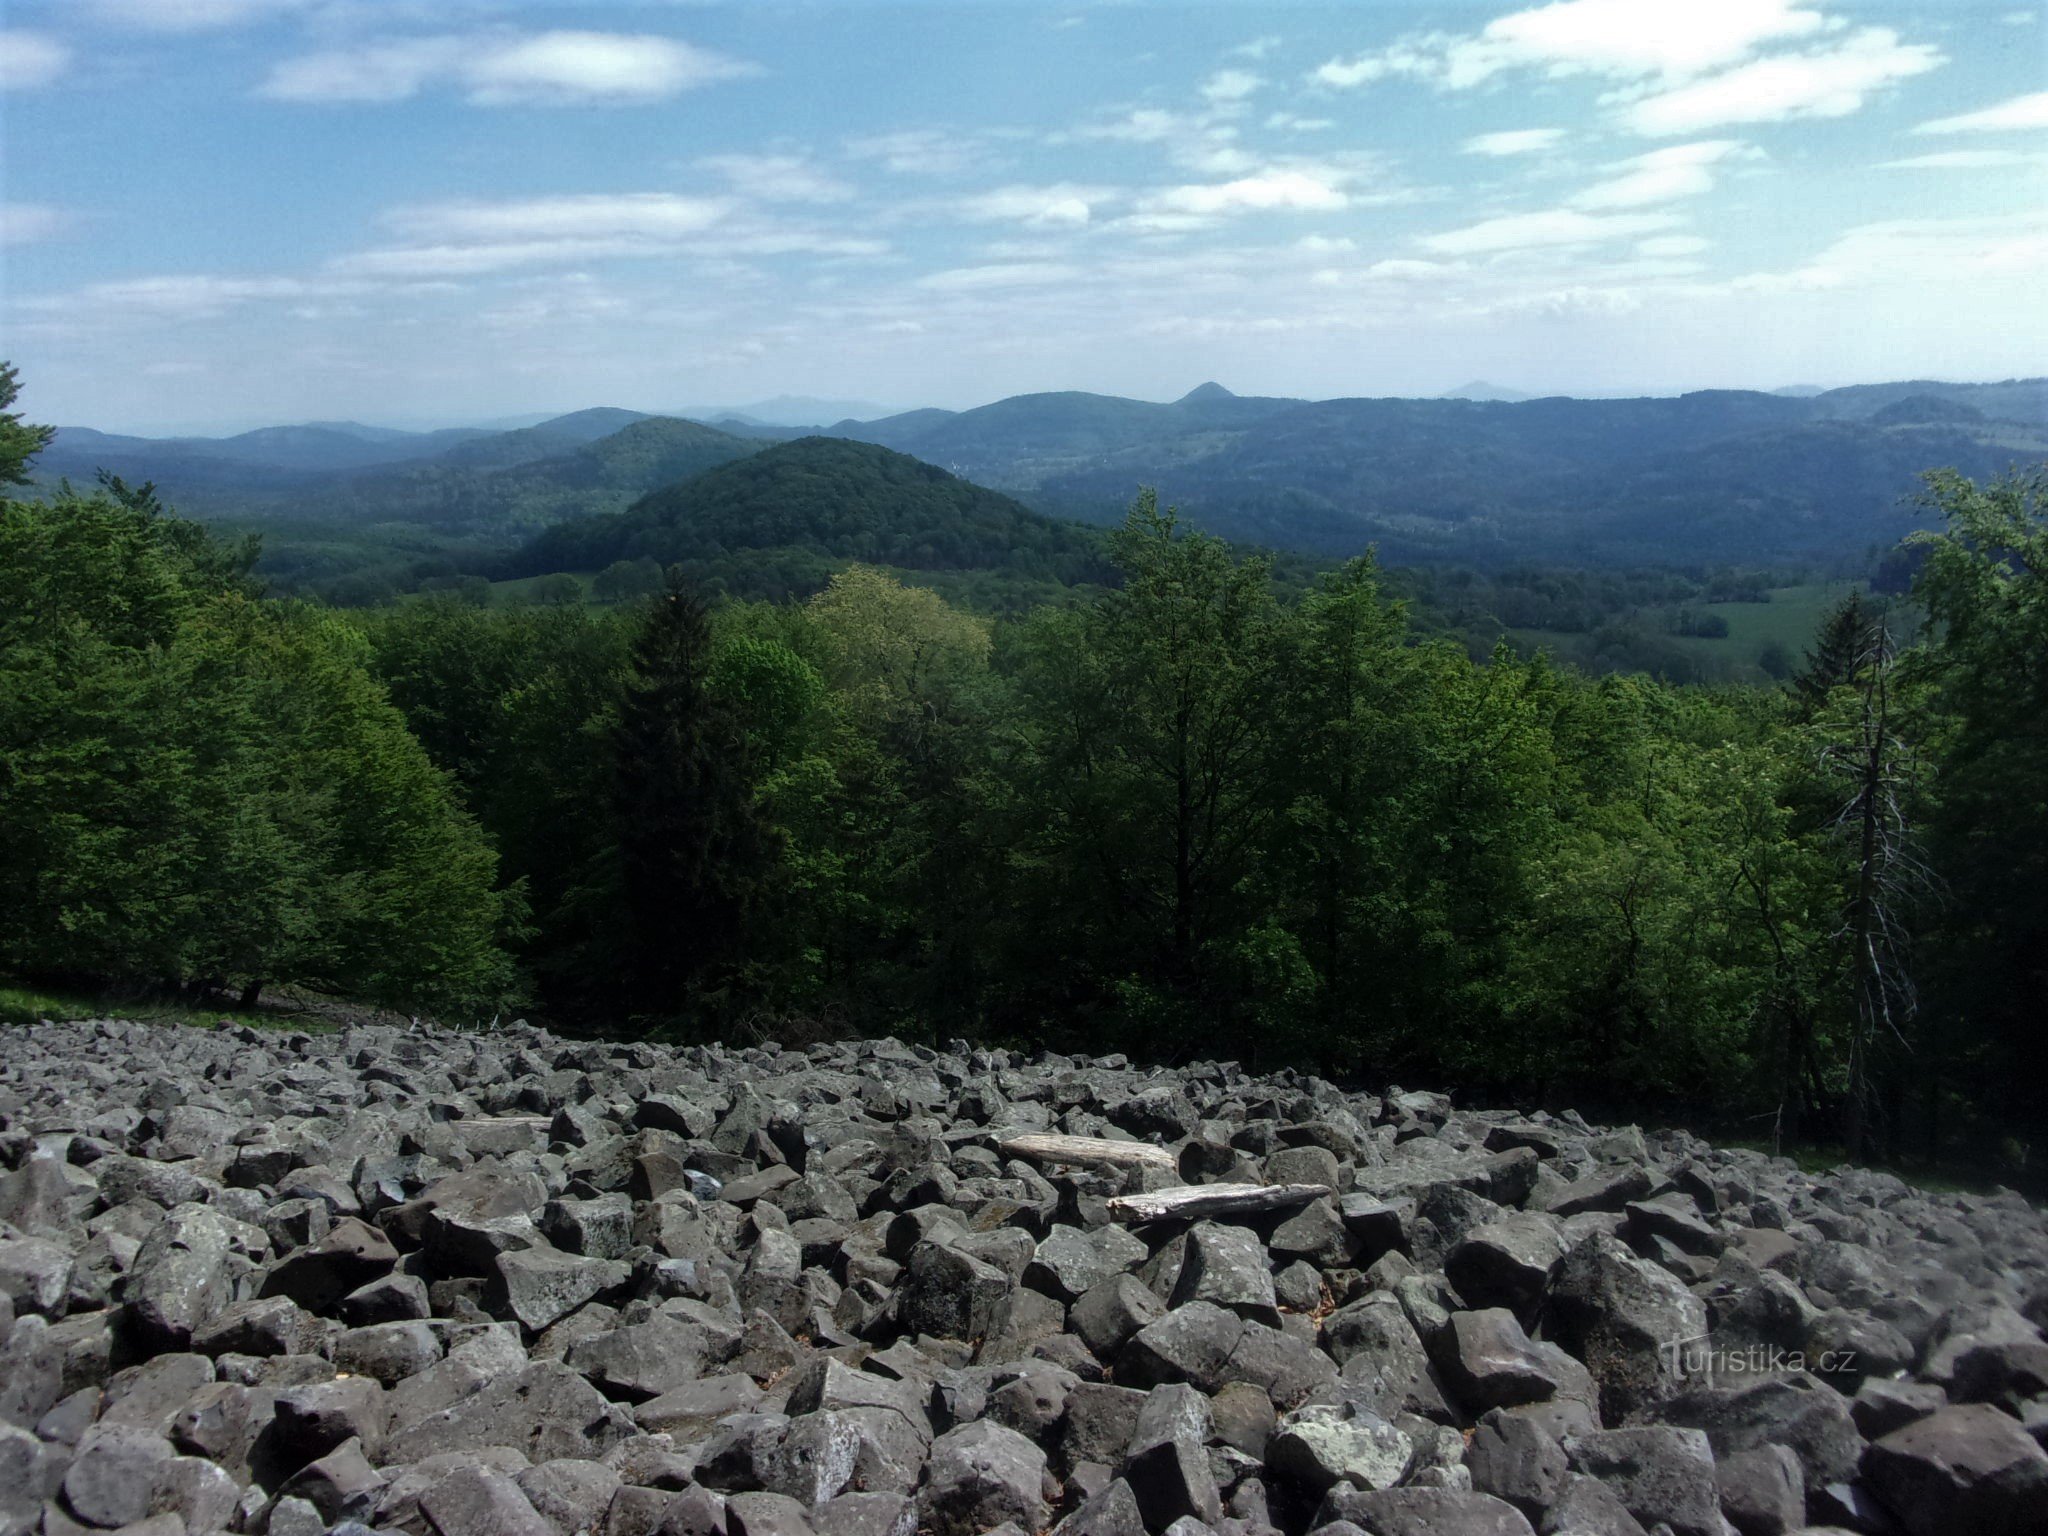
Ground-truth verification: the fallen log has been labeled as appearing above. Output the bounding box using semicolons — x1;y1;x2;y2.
1106;1182;1331;1223
995;1132;1179;1172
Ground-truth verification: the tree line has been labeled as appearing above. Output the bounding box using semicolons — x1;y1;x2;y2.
3;365;2042;1168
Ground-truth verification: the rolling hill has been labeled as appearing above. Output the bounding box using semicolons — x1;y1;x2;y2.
511;436;1111;596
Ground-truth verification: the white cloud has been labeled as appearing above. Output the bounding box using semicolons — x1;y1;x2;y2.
1068;106;1257;176
1913;91;2048;135
959;184;1114;228
1638;234;1710;256
1464;128;1567;156
1201;69;1264;104
260;31;755;105
1731;211;2048;293
88;0;305;31
1420;208;1682;255
0;30;70;91
1461;0;1831;83
330;240;659;279
321;192;884;278
385;194;734;244
260;39;460;103
0;202;68;245
1266;112;1334;132
1571;139;1757;207
1143;169;1348;217
1232;36;1281;61
1311;42;1444;90
917;262;1079;292
845;129;981;176
1313;0;1833;92
1880;148;2048;169
698;154;851;203
61;274;338;318
1619;29;1940;135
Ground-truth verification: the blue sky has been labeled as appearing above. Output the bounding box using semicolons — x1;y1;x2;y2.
2;0;2043;433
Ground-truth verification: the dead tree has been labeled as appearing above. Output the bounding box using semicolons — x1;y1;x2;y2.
1817;616;1933;1162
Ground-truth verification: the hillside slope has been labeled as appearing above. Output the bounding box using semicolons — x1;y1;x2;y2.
513;436;1110;592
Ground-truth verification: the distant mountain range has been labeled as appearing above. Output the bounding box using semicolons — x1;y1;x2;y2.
32;376;2046;575
824;378;2046;564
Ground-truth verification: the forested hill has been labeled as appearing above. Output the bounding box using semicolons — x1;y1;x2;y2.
831;380;2047;566
511;436;1112;592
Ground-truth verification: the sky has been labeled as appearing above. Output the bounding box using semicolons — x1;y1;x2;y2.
1;0;2044;434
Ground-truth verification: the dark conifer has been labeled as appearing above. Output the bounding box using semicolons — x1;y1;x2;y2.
612;572;777;1026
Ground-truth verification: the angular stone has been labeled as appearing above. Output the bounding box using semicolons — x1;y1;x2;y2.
1466;1409;1567;1518
1565;1426;1720;1536
1437;1308;1587;1413
273;1375;389;1464
1543;1166;1652;1217
333;1320;441;1386
515;1458;623;1536
1447;1216;1567;1319
1861;1403;2048;1536
901;1243;1010;1343
1714;1444;1803;1536
1658;1374;1863;1490
1542;1233;1706;1421
420;1463;555;1536
1170;1222;1279;1323
400;1360;637;1462
61;1424;173;1528
1071;1276;1165;1360
919;1420;1048;1536
1051;1478;1146;1536
262;1217;400;1315
1323;1293;1452;1423
567;1313;726;1403
122;1206;247;1349
637;1375;769;1439
1268;1401;1414;1494
1314;1486;1537;1536
495;1246;631;1333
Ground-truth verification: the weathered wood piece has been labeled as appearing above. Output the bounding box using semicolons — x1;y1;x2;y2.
996;1132;1179;1172
1106;1182;1332;1223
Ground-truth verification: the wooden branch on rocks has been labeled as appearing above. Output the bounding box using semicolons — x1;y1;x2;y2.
995;1132;1179;1172
1106;1182;1331;1223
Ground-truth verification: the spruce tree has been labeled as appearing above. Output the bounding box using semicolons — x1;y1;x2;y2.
1792;590;1874;716
612;573;777;1026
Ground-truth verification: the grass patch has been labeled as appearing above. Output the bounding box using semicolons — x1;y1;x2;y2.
0;978;334;1032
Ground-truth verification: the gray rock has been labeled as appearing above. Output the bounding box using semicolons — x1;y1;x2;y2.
515;1458;624;1536
1313;1486;1537;1535
1268;1401;1415;1494
61;1424;174;1529
1542;1234;1707;1421
1050;1478;1146;1536
902;1243;1011;1343
1564;1426;1721;1536
1171;1223;1280;1323
121;1206;247;1349
1860;1402;2048;1536
1714;1444;1804;1536
1071;1276;1165;1359
495;1246;631;1333
419;1462;556;1536
919;1420;1048;1536
1466;1410;1568;1517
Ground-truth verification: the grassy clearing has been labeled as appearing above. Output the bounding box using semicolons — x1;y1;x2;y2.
0;978;336;1032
